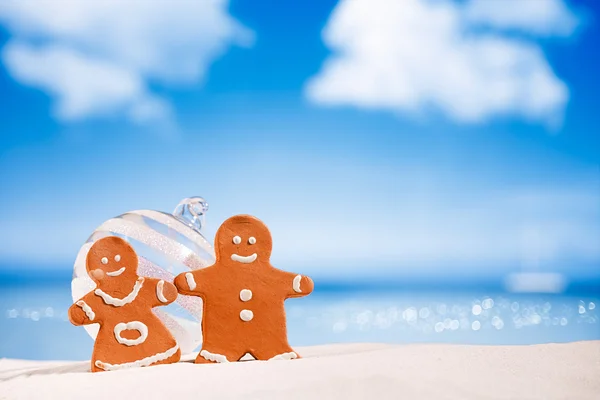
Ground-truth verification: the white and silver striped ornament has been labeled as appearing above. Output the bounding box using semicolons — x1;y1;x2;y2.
71;197;215;355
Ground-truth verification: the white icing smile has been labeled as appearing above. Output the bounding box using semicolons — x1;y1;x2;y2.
231;253;258;263
106;267;126;277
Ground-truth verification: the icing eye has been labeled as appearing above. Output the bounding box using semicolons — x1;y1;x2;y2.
114;254;121;262
101;257;108;265
248;237;256;245
233;236;241;245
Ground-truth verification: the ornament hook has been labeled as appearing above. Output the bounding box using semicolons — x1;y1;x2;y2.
173;196;209;233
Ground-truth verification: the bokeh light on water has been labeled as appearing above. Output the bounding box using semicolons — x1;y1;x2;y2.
285;292;600;346
1;285;599;360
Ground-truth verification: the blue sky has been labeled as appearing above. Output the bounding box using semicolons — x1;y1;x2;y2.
0;0;598;282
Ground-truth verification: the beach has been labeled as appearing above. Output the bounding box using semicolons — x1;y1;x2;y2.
1;341;598;399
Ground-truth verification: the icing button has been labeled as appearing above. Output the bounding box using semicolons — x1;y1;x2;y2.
240;309;254;322
240;289;252;302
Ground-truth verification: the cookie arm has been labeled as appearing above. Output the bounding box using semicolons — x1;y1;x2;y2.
273;268;314;298
174;268;210;297
68;294;99;326
147;278;178;306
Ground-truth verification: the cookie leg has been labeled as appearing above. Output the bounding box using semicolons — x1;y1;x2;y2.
251;346;301;361
91;359;103;373
195;347;242;364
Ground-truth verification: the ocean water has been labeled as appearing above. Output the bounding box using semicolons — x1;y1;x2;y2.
0;281;598;361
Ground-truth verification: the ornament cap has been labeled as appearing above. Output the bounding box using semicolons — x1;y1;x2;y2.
173;196;209;233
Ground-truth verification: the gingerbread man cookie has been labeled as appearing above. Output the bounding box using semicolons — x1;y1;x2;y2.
69;236;181;372
174;215;314;363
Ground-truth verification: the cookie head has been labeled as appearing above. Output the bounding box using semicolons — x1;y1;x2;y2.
215;215;272;265
86;236;138;282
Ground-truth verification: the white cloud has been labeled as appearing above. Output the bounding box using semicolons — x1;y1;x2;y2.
306;0;579;127
465;0;579;36
3;43;170;122
0;0;251;124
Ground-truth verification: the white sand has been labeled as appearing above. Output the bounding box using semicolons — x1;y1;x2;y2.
1;342;599;399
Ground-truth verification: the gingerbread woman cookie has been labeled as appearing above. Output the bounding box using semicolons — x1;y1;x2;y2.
174;214;314;363
69;236;181;372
